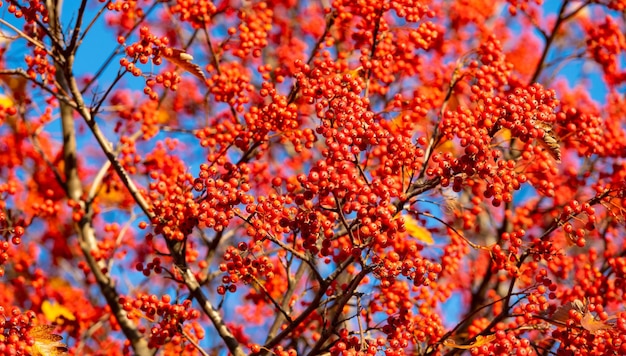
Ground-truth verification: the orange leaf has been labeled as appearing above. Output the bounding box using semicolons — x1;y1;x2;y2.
443;334;496;349
161;48;206;81
27;325;69;356
403;215;434;245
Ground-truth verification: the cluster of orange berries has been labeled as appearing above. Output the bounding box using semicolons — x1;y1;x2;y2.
226;2;273;58
118;27;190;100
194;163;253;232
169;0;217;28
551;313;626;355
106;0;145;32
6;0;46;23
24;47;55;84
556;107;604;157
389;0;433;22
218;245;276;295
135;257;163;277
504;0;541;16
148;172;199;241
408;21;444;51
436;45;560;207
119;294;201;349
207;63;252;111
252;89;316;153
0;307;37;355
245;193;297;243
558;199;597;247
328;328;381;355
195;113;243;152
585;16;626;85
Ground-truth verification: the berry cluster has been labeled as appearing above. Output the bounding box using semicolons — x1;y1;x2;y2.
206;62;252;112
435;40;561;206
389;0;433;22
504;0;541;16
6;0;47;24
227;2;273;58
218;245;285;300
243;82;305;151
194;162;252;232
24;46;55;85
584;16;626;86
169;0;217;28
555;107;604;158
106;0;145;33
120;294;201;349
327;328;380;356
0;307;37;355
195;113;244;152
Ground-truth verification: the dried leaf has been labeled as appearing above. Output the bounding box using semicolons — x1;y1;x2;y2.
443;334;496;349
161;48;206;81
28;325;69;356
534;121;561;162
581;312;613;334
403;215;434;245
551;299;587;325
42;300;76;322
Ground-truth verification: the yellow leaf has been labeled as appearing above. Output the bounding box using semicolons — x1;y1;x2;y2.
443;334;496;350
497;128;512;141
0;93;18;130
27;325;69;356
403;215;434;245
161;48;206;81
42;300;76;323
0;94;13;108
438;140;455;154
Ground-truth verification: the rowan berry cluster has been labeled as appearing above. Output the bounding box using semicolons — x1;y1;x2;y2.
148;171;198;242
556;106;604;157
5;0;47;23
436;40;559;207
24;47;55;84
227;2;273;58
243;82;304;149
195;113;244;152
119;294;201;349
206;62;252;111
106;0;145;33
194;162;252;232
504;0;541;16
244;192;296;244
218;245;284;298
389;0;433;22
0;307;37;355
584;16;626;85
552;316;626;355
169;0;217;28
119;27;194;100
328;328;379;356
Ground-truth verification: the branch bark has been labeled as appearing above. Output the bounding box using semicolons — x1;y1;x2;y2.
45;0;152;354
